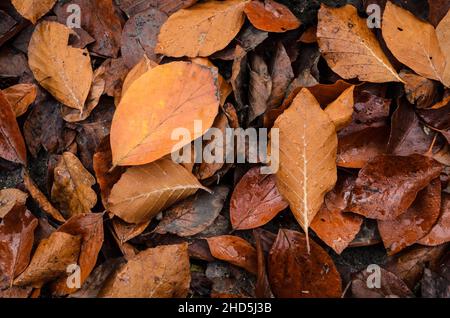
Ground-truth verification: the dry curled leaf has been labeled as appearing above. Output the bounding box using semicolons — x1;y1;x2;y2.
0;90;27;165
28;21;93;110
2;83;37;117
98;243;190;298
155;0;247;57
110;61;219;166
317;4;401;83
108;158;207;224
268;229;342;298
348;154;442;220
382;2;446;83
0;205;38;289
273;88;337;250
418;194;450;246
51;152;97;219
155;185;229;237
11;0;56;24
0;188;28;218
244;0;300;33
230;166;288;230
207;235;257;274
13;231;81;288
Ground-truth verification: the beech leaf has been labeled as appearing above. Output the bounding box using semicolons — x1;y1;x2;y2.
11;0;56;24
244;0;300;33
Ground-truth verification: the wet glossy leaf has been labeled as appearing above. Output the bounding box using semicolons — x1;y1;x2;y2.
244;0;300;33
418;194;450;246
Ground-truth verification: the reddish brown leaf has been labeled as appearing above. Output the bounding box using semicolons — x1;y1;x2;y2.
418;194;450;246
230;166;288;230
348;154;442;220
0;188;27;218
207;235;257;274
244;0;300;33
253;229;274;298
268;229;342;298
267;42;294;109
378;178;441;255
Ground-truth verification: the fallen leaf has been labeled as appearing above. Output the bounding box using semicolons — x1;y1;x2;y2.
2;83;37;117
268;229;342;297
54;0;122;58
121;55;158;96
118;0;198;17
248;54;272;122
382;1;445;83
310;173;363;254
244;0;300;33
267;42;294;109
0;205;38;288
399;70;438;108
28;21;93;110
253;229;274;298
110;61;219;166
207;235;257;274
317;4;401;83
428;0;450;26
324;86;355;131
51;152;97;219
14;231;81;288
108;158;208;224
155;185;229;237
308;80;354;106
378;178;441;255
348;154;442;220
121;8;167;68
436;10;450;87
112;218;150;244
0;90;27;164
98;243;190;298
0;188;28;218
418;194;450;246
230;166;288;230
23;171;65;223
11;0;56;24
417;102;450;143
155;0;247;57
51;213;104;295
230;45;248;110
351;267;414;298
273;88;337;250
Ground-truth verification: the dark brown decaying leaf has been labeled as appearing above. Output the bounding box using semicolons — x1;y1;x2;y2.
378;178;441;255
0;205;38;289
230;166;288;230
155;186;229;237
310;173;363;254
0;90;27;165
14;231;81;288
98;243;190;298
268;229;342;298
418;194;450;246
51;152;97;219
348;154;442;220
254;229;274;298
248;54;272;123
207;235;257;274
351;267;414;298
399;70;438;108
267;42;294;109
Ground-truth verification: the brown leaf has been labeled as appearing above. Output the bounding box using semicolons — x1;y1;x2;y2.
230;45;248;110
351;267;414;298
418;193;450;246
428;0;450;26
230;166;288;230
155;0;247;58
253;229;274;298
155;185;229;237
378;178;441;255
14;231;81;288
436;10;450;87
310;173;363;254
3;83;37;117
51;152;97;219
273;88;337;250
317;4;401;83
0;205;38;289
51;213;104;295
110;61;219;166
23;171;65;223
207;235;257;274
112;218;150;244
121;8;167;68
0;90;27;165
244;0;300;33
55;0;122;58
382;2;446;83
267;42;294;109
268;229;342;298
307;80;354;107
118;0;198;17
0;188;27;218
98;243;190;298
324;86;355;131
28;21;93;110
121;55;158;96
348;154;443;220
248;54;272;122
399;70;438;108
11;0;56;24
108;158;208;224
